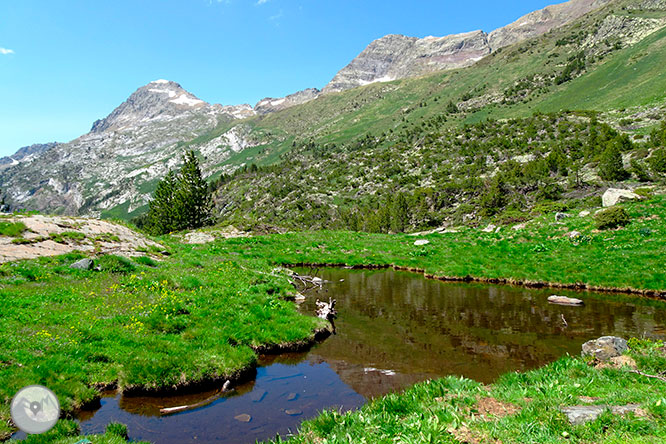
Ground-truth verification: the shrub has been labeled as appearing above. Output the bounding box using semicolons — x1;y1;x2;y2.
594;207;630;230
97;254;136;274
598;145;629;181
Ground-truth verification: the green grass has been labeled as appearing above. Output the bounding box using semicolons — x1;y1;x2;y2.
212;194;666;292
0;242;325;440
268;339;666;443
0;221;27;237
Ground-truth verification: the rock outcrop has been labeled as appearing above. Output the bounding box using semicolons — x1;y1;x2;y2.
581;336;628;361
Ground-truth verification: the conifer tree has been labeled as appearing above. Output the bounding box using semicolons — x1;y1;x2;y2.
598;144;628;181
174;150;213;230
146;170;177;235
391;193;410;233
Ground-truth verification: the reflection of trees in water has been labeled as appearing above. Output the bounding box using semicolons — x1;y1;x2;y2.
300;268;666;384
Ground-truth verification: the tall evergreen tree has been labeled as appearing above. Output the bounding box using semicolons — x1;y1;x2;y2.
391;193;410;233
598;144;628;181
146;170;178;235
174;150;213;230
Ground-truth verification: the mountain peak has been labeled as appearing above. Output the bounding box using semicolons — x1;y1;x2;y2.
90;81;207;133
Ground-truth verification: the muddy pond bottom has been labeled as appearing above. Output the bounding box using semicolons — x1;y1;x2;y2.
70;268;666;443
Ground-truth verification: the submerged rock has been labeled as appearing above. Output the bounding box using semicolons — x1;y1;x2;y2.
285;409;303;416
234;413;252;422
581;336;628;361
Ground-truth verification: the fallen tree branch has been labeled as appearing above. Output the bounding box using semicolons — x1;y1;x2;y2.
628;370;666;383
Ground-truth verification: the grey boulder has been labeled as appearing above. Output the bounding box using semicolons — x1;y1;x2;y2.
581;336;627;361
70;258;94;270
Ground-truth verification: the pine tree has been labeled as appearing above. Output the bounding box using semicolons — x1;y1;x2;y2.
174;150;213;230
391;193;410;233
598;144;628;181
146;170;178;235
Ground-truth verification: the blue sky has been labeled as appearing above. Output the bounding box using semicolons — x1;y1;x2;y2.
0;0;556;156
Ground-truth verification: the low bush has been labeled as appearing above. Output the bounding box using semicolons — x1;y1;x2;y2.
97;254;136;274
595;207;630;230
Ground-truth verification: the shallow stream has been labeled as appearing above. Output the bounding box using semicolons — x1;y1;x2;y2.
28;268;666;443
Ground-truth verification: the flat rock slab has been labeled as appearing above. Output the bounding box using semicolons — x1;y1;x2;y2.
413;239;430;246
548;295;584;306
0;215;164;263
561;404;643;425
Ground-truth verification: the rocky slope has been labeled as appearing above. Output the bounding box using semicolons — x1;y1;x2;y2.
323;0;615;93
0;80;258;216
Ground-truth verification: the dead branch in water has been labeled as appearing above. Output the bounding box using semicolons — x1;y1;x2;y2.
159;380;231;415
289;272;325;291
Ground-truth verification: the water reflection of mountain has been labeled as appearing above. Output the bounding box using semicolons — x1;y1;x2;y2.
299;268;666;384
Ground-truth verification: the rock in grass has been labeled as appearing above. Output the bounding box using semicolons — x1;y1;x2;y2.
579;210;591;217
234;413;252;422
602;188;640;207
555;212;571;221
70;258;94;270
482;224;497;233
548;295;583;306
561;404;643;425
581;336;627;361
414;239;430;246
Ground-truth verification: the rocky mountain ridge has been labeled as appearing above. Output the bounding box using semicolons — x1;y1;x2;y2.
0;80;258;216
323;0;615;93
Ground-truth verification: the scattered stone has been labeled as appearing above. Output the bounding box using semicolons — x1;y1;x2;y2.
602;188;640;207
579;210;591;217
512;223;526;231
582;336;628;361
414;239;430;246
284;409;303;416
561;404;644;425
548;295;584;306
183;232;216;244
234;413;252;423
482;224;497;233
294;293;306;302
565;230;582;239
578;396;600;404
555;212;571;221
286;392;299;401
495;226;502;233
70;258;94;270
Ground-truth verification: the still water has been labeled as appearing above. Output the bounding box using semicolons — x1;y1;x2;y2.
71;268;666;443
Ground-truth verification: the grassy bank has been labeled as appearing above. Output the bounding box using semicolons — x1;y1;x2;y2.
267;338;666;444
215;194;666;295
0;242;326;440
